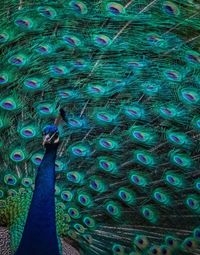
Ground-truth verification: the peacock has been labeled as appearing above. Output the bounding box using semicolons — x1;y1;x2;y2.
0;0;200;254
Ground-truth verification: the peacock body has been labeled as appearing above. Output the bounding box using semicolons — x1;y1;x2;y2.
0;0;200;254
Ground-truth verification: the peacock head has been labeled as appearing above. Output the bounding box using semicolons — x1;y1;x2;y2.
42;125;59;145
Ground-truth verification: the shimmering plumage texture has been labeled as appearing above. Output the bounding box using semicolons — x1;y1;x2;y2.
0;0;200;255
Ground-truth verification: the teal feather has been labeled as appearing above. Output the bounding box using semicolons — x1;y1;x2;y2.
0;1;200;254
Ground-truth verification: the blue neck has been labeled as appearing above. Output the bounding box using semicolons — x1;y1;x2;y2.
15;143;60;255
